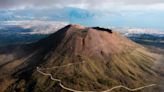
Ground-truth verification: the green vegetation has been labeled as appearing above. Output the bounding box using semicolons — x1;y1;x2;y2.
0;24;162;92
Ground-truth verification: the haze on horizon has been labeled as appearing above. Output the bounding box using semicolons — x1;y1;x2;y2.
0;0;164;30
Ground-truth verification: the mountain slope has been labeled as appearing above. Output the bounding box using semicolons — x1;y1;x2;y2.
0;24;163;92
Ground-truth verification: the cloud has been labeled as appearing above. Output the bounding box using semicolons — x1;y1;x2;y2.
0;0;86;9
111;0;164;4
0;0;164;10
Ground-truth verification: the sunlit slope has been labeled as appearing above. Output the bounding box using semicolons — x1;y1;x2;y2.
0;24;163;92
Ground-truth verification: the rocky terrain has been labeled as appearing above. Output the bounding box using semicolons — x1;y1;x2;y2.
0;24;163;92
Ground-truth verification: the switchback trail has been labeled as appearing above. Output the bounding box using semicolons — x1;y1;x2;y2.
36;62;158;92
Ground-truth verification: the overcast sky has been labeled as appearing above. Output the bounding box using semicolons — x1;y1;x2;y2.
0;0;164;11
0;0;164;29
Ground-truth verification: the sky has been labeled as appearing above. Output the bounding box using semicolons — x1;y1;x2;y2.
0;0;164;30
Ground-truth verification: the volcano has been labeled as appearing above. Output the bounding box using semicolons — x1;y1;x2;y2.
0;24;163;92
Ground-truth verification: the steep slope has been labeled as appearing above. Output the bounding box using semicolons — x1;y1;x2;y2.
0;24;163;92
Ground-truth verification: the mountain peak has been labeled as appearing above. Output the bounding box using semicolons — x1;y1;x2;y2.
37;24;137;59
68;24;85;29
29;24;160;91
0;24;162;92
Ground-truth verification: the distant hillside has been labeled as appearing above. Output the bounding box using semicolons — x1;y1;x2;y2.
0;21;67;46
114;28;164;48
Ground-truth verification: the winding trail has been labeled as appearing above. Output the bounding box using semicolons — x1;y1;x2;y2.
36;62;158;92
